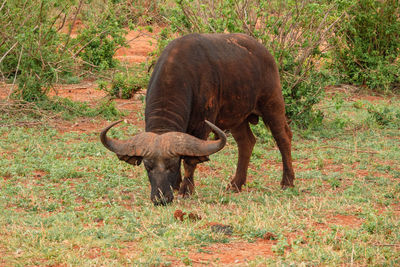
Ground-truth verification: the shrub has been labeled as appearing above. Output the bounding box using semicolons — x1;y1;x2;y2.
111;0;163;25
367;104;400;128
160;0;342;127
73;2;128;70
0;0;129;101
75;26;125;70
0;0;76;101
99;64;150;99
330;0;400;92
36;97;124;120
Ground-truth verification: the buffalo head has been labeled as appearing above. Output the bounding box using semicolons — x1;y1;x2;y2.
100;120;226;205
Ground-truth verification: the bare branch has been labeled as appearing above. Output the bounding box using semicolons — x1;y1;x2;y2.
7;45;24;100
0;0;6;12
0;41;18;64
72;30;108;58
62;0;83;54
320;146;379;155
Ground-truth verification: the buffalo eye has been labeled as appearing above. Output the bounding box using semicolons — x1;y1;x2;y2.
143;159;155;172
164;157;180;171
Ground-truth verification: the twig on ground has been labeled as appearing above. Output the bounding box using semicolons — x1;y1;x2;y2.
0;121;43;127
0;100;61;127
117;101;136;107
320;146;379;154
369;243;400;248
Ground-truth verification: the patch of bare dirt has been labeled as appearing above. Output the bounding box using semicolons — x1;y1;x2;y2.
118;241;141;259
53;119;103;134
60;19;84;38
53;118;111;134
186;239;276;266
86;247;104;259
390;202;400;217
115;29;159;63
50;81;107;102
327;214;363;227
0;82;13;100
0;242;10;266
312;214;363;232
325;85;400;103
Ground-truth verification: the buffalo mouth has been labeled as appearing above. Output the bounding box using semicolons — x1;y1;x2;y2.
151;191;174;206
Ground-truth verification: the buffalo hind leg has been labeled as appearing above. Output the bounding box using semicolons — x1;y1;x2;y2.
229;121;256;192
260;98;295;188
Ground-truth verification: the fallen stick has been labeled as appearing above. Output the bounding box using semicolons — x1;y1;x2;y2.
320;146;379;155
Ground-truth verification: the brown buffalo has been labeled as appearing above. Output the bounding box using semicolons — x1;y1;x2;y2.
100;33;295;205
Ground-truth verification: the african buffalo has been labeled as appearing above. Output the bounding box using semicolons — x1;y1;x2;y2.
100;33;295;205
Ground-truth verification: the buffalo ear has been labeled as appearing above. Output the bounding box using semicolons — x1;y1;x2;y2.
117;154;142;166
183;156;210;165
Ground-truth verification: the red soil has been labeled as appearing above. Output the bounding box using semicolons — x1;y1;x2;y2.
187;239;276;265
114;29;159;63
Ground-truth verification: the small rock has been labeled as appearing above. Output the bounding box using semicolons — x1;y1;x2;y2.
211;224;233;236
262;232;277;240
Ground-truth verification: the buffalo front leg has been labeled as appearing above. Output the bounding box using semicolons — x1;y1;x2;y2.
260;97;295;188
229;121;256;192
179;158;197;197
178;121;212;197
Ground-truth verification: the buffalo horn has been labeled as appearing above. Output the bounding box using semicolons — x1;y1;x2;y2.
100;120;154;157
100;120;226;158
166;120;227;157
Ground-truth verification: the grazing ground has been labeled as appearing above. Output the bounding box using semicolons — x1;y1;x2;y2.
1;85;399;266
0;32;400;266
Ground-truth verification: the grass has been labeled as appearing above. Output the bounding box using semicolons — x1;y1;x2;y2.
0;90;399;266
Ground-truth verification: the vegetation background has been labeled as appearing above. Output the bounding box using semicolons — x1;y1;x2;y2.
0;0;399;265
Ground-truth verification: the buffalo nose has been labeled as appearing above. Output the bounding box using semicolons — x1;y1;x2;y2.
151;192;174;206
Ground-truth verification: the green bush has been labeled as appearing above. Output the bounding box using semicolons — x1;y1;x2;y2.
367;104;400;128
36;97;123;120
99;64;150;99
76;27;124;70
0;0;129;101
115;0;162;25
73;3;128;70
331;0;400;92
160;0;341;127
0;0;76;101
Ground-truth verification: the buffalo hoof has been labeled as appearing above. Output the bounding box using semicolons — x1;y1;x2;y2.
226;182;242;193
281;184;294;190
151;194;174;206
178;185;194;198
153;198;172;206
173;177;182;191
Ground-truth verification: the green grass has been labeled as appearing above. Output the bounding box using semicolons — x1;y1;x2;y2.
0;91;399;266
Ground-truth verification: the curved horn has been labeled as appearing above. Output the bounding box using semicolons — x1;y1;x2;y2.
100;120;154;157
100;120;123;152
165;120;227;157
